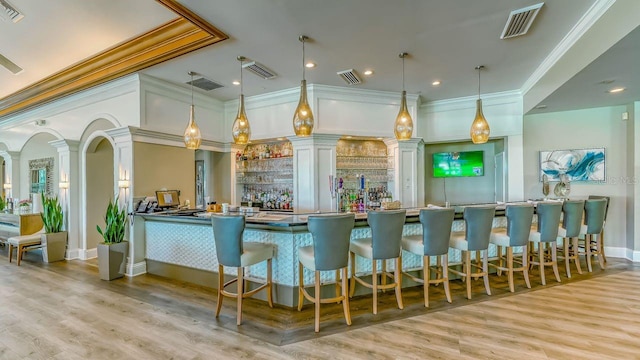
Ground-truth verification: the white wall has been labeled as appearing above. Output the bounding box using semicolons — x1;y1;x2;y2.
524;105;628;251
19;133;59;200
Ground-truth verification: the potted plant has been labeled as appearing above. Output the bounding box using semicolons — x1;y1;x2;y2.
40;193;67;262
96;197;128;280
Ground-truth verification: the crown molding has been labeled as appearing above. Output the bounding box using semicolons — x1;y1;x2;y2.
0;2;228;119
421;90;522;113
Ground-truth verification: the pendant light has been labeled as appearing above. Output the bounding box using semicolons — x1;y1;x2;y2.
183;71;202;150
470;65;490;144
232;56;251;144
394;52;413;141
292;35;314;137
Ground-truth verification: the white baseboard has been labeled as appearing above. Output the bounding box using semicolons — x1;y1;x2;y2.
604;246;628;260
126;261;147;277
80;248;97;260
65;248;80;260
625;249;640;262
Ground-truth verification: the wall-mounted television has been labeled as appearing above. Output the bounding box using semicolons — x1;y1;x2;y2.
432;151;484;178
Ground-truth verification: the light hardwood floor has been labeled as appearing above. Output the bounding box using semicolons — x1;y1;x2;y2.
1;249;639;359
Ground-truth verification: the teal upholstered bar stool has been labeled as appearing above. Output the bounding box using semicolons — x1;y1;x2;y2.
211;215;275;326
402;208;455;307
587;195;610;263
528;202;562;285
298;213;355;332
448;206;496;300
489;204;534;292
349;209;406;314
557;200;585;278
579;198;607;272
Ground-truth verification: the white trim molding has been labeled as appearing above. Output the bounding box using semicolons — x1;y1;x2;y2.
127;261;147;277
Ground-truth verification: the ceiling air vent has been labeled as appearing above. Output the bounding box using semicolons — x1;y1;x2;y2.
0;52;23;74
187;76;223;91
500;2;544;39
242;61;277;79
0;0;24;23
337;69;362;85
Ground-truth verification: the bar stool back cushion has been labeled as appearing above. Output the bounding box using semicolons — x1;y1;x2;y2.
583;198;607;235
308;214;355;271
419;208;455;256
588;195;609;222
212;215;245;267
505;204;534;247
561;200;585;238
464;206;496;251
368;210;406;259
533;202;562;242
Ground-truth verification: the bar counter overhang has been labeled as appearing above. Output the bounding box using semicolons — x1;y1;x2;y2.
137;206;509;307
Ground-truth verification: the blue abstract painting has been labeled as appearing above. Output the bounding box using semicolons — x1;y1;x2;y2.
540;148;605;182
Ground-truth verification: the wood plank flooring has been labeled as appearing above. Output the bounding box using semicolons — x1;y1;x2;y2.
1;246;639;359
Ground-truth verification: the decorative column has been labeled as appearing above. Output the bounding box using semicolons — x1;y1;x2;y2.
289;134;340;213
49;140;80;260
0;151;20;199
227;143;245;206
384;138;424;209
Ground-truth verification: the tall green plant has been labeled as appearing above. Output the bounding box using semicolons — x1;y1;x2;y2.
0;195;5;212
96;197;127;244
41;193;64;233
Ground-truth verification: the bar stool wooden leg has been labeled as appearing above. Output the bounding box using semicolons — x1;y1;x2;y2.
341;267;351;325
442;254;452;303
216;264;224;317
298;262;304;311
372;259;378;314
349;252;356;298
600;229;607;263
482;249;491;296
563;237;572;278
475;250;482;279
335;270;341;304
538;243;546;285
423;255;430;307
394;256;403;310
465;251;472;299
237;267;244;326
572;237;582;275
314;271;321;333
522;245;531;289
585;234;593;273
435;256;442;283
8;244;13;263
507;247;514;293
267;258;273;308
551;242;561;283
496;245;503;276
596;234;606;270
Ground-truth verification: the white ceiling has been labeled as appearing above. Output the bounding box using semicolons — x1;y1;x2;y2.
1;0;635;114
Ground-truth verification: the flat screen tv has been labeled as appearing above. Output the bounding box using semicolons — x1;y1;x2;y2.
432;151;484;178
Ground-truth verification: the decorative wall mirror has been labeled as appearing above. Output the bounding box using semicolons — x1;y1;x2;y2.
29;157;54;197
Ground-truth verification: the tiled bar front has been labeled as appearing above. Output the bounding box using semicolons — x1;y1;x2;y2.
141;209;508;307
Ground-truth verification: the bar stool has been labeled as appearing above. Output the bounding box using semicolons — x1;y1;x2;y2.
349;209;405;314
489;204;534;292
211;215;275;326
579;198;607;272
588;195;609;263
528;202;562;285
298;213;355;332
402;208;455;307
557;200;584;278
448;206;495;300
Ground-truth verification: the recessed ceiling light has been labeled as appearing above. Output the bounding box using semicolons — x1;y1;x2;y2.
363;70;374;76
277;137;284;141
376;137;383;140
599;80;615;84
305;62;316;68
432;80;441;86
345;136;353;139
232;80;240;86
535;104;547;109
608;87;625;93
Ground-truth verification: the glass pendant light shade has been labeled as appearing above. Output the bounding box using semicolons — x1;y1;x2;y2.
394;90;413;140
470;65;490;144
293;79;314;136
184;104;202;149
394;52;413;140
232;56;251;144
293;35;314;136
470;99;490;144
184;71;202;150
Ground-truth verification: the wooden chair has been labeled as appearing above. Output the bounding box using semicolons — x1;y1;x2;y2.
579;198;607;272
211;215;275;326
557;200;584;278
528;202;562;285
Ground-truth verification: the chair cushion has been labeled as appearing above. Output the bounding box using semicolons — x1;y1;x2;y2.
298;245;316;271
489;228;511;247
401;235;423;256
529;231;542;243
557;227;568;238
7;233;42;247
240;242;275;267
449;231;468;250
350;237;373;259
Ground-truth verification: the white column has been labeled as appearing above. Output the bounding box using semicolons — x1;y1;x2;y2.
385;138;423;208
289;134;340;213
49;140;80;259
226;143;244;206
0;151;20;199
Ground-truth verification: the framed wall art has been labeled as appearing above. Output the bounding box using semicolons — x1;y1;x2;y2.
539;148;605;182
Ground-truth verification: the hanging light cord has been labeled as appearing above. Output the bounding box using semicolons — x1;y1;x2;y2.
402;55;405;91
477;67;481;100
240;58;244;95
190;72;194;106
302;37;306;81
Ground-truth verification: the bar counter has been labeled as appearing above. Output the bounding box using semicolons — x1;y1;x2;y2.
137;205;510;306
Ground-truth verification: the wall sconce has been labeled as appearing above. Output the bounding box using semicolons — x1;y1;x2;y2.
118;180;130;189
59;182;70;189
2;183;11;190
